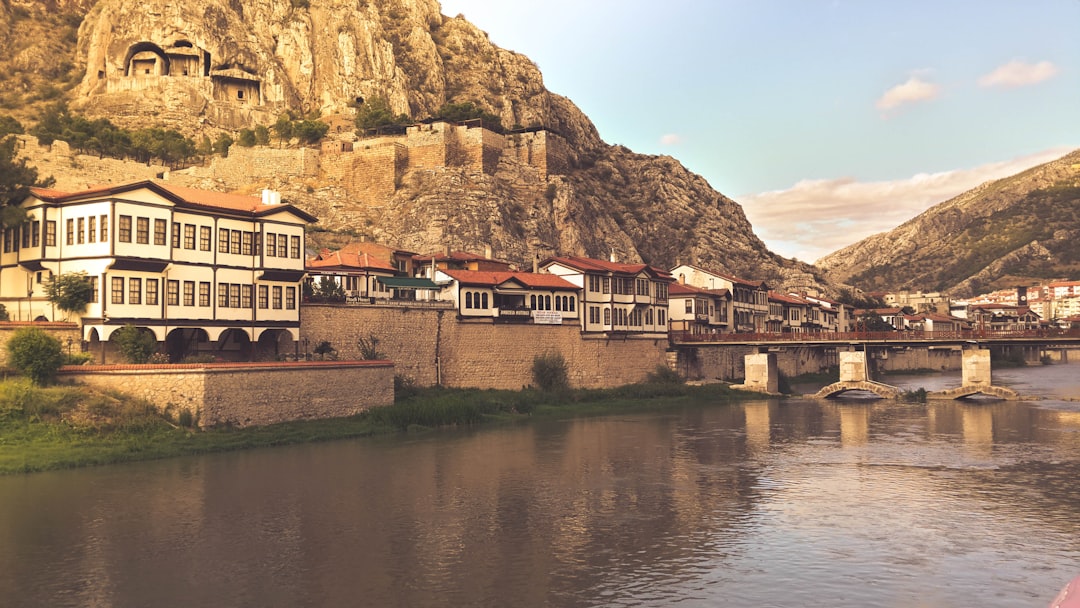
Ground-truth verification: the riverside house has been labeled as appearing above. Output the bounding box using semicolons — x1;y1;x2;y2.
0;181;316;361
668;282;731;336
670;264;769;333
540;256;673;337
435;269;580;324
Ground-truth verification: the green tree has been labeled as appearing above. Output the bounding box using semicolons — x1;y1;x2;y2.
0;115;24;139
532;351;569;391
316;276;345;302
355;96;411;132
272;114;294;145
237;128;257;147
1;133;54;224
293;119;329;144
45;272;94;320
213;133;234;157
7;327;64;385
254;125;271;146
434;101;504;132
0;303;8;321
112;325;158;364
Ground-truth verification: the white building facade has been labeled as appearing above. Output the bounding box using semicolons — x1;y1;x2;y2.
1;181;315;360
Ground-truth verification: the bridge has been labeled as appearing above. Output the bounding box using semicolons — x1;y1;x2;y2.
729;349;1022;401
672;328;1080;348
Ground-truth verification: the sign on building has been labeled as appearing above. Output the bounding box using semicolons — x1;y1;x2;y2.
532;310;562;325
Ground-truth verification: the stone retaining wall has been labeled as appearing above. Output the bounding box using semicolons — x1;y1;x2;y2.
0;322;83;366
301;304;669;389
60;361;394;428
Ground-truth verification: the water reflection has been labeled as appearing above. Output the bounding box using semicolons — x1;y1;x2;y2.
2;365;1080;607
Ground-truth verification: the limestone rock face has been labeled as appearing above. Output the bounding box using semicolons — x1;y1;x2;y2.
71;0;603;152
10;0;820;290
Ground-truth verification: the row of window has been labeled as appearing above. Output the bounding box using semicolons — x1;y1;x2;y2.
586;306;667;327
108;276;296;310
530;294;576;312
585;274;669;300
3;216;302;261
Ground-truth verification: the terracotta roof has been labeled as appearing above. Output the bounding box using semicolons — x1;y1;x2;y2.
441;269;577;290
769;292;810;305
29;180;318;222
307;250;397;272
543;256;673;281
339;241;418;258
670;283;730;298
670;263;766;288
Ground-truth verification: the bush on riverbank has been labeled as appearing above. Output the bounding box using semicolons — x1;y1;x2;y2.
0;378;754;475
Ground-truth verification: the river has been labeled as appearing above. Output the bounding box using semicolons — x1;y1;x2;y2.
2;364;1079;607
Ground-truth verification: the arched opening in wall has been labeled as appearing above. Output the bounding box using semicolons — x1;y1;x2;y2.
255;329;293;361
86;327;103;364
107;326;160;363
165;40;204;77
166;328;210;362
123;42;171;77
216;328;252;362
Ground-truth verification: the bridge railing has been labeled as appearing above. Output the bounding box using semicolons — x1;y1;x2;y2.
671;328;1080;343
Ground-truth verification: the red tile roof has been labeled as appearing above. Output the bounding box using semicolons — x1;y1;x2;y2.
669;283;729;298
543;256;673;281
29;180;318;222
307;249;398;272
440;269;578;290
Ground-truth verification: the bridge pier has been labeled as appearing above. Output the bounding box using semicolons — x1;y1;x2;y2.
814;351;901;399
930;348;1019;400
732;352;779;394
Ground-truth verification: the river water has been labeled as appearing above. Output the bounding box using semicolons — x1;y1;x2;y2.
2;365;1080;607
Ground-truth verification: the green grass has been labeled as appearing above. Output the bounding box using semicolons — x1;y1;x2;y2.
0;379;757;475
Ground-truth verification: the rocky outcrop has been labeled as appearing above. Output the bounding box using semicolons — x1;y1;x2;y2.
9;0;822;289
818;149;1080;296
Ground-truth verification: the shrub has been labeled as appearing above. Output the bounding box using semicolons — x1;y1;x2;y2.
0;303;8;321
112;325;158;364
313;340;337;360
645;364;681;384
358;334;386;360
62;351;95;366
7;328;64;385
532;352;569;392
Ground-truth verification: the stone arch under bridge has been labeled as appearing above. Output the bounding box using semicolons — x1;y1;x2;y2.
814;381;900;400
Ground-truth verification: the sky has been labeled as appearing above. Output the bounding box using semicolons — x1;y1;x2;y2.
437;0;1080;262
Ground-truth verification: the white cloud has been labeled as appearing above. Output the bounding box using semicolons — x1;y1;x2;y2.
739;147;1075;263
978;60;1059;88
659;133;682;146
875;76;941;112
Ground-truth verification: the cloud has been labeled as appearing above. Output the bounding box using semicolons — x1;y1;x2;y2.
875;76;940;112
978;60;1059;88
739;147;1075;263
659;133;682;146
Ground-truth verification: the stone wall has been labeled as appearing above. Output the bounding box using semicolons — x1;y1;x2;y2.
60;361;394;428
15;136;167;191
504;130;570;177
300;304;669;389
320;140;406;206
184;145;319;186
0;322;82;366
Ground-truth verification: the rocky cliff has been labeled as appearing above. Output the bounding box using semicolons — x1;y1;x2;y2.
818;149;1080;297
3;0;822;288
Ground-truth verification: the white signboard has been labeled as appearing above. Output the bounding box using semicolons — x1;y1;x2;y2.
532;310;563;325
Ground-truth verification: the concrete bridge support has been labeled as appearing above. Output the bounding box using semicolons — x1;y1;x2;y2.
931;348;1019;400
814;351;901;399
733;352;779;394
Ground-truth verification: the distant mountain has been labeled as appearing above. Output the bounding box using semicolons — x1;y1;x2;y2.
818;149;1080;297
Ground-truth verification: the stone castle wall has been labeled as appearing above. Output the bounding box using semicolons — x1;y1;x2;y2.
60;361;394;428
300;304;669;389
319;140;406;206
504;131;570;176
186;145;320;185
14;136;168;191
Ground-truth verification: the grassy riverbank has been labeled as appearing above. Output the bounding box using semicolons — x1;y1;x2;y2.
0;378;756;475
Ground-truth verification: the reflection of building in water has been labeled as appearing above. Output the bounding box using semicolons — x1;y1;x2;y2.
743;402;771;454
962;405;994;456
838;405;870;446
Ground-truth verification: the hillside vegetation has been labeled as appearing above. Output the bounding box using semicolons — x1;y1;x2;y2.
819;150;1080;297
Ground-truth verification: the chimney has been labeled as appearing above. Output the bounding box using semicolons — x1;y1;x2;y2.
484;244;492;260
444;243;451;256
533;253;539;274
609;248;616;263
261;189;281;205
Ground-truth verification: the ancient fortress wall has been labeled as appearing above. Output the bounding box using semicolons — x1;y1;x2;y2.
300;304;669;389
187;145;320;185
15;136;168;190
60;361;394;428
319;140;406;206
